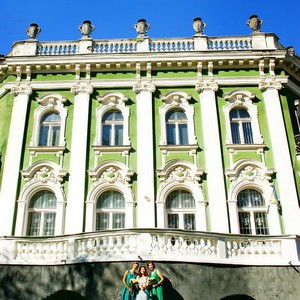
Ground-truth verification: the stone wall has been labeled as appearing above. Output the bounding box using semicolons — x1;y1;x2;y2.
0;262;299;300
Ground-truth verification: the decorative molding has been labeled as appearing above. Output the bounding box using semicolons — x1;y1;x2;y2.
133;82;156;93
259;80;283;91
195;81;219;92
71;83;93;95
21;162;67;187
10;85;32;96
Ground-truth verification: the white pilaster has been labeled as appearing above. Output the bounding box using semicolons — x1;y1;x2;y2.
65;84;93;234
133;82;156;228
260;81;300;234
197;82;229;233
0;85;31;235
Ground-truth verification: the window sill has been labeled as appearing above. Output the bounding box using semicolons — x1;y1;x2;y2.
226;144;266;153
29;146;66;156
159;144;198;154
92;145;131;155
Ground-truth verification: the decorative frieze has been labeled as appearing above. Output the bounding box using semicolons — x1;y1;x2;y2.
133;82;156;93
71;83;93;95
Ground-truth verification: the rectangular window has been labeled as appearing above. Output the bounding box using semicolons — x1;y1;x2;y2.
43;213;56;236
167;124;176;145
168;214;179;229
115;125;123;146
27;212;41;236
184;214;195;230
242;122;253;144
102;125;111;146
96;213;110;230
231;123;240;144
39;126;49;146
113;213;125;229
254;213;269;235
179;124;188;145
239;212;252;234
51;126;60;146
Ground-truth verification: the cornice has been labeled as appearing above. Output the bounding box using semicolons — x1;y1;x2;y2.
1;76;289;91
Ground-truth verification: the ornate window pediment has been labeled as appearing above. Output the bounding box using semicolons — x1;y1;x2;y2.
94;93;130;152
88;161;134;187
223;90;264;150
30;94;68;154
21;161;67;186
159;91;197;149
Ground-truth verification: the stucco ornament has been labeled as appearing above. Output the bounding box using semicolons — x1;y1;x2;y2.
247;15;263;33
91;166;131;186
134;19;150;37
78;20;95;39
26;23;41;39
22;166;66;186
193;17;206;36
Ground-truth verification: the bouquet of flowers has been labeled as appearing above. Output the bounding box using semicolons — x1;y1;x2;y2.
129;279;139;296
147;278;158;288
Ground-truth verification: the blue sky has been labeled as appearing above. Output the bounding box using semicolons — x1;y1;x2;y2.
1;0;299;55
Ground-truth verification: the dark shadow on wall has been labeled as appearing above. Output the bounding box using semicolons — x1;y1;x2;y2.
221;295;256;300
162;276;184;300
42;289;87;300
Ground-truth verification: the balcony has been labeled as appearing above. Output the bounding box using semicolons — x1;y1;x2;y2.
8;33;283;57
0;229;299;266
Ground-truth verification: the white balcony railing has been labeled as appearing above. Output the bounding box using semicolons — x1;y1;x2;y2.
0;229;299;266
8;33;283;57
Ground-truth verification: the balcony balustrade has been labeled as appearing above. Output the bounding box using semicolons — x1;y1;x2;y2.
0;229;298;266
9;33;282;57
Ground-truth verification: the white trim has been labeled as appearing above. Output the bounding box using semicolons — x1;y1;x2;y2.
86;161;134;231
157;160;206;231
223;89;263;145
31;93;68;148
159;91;197;146
95;92;130;146
226;159;281;235
16;161;67;236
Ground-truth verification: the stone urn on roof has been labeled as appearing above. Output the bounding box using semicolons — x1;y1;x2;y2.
247;15;263;33
78;20;95;39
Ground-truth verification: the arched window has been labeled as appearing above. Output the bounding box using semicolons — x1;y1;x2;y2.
230;108;253;144
39;112;61;146
237;188;269;235
102;110;124;146
166;109;188;145
27;190;57;236
96;190;125;230
166;190;196;230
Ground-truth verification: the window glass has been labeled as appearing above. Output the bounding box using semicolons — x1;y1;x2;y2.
27;190;57;236
230;108;253;144
102;110;123;146
166;109;188;145
39;112;61;146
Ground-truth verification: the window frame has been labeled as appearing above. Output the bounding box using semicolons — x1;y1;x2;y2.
159;91;197;149
223;90;264;150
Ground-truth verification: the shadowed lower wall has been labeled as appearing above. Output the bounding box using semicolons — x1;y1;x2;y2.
0;262;299;300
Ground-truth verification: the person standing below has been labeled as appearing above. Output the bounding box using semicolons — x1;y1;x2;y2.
121;261;139;300
136;265;150;300
147;261;164;300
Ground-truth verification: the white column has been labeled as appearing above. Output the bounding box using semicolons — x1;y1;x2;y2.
0;85;31;235
261;82;300;234
197;82;229;233
65;84;93;234
134;82;156;228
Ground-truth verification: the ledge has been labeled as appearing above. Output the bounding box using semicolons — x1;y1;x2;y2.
159;144;199;154
92;145;131;155
0;229;299;266
29;146;66;156
226;144;266;153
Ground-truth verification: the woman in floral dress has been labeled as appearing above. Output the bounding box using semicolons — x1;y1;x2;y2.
147;261;164;300
121;261;139;300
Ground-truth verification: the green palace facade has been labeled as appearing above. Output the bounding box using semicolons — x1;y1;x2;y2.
0;16;299;300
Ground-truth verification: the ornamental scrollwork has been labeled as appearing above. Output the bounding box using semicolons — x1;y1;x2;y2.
259;80;282;91
91;166;132;186
195;81;219;92
71;84;93;95
133;82;156;93
10;85;32;96
22;166;67;186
